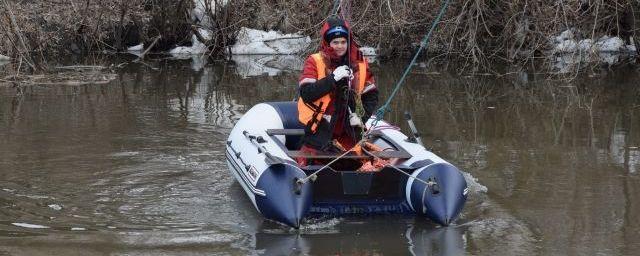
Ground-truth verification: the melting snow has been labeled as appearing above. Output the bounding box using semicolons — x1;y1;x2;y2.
595;36;624;52
127;44;143;51
359;46;377;56
170;28;212;55
551;29;637;71
230;27;311;55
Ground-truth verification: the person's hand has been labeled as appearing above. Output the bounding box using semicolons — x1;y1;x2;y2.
332;65;351;81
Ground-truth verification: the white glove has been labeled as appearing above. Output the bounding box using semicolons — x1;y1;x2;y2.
332;65;351;81
349;111;364;128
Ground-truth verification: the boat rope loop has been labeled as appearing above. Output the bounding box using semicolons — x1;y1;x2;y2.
371;0;451;128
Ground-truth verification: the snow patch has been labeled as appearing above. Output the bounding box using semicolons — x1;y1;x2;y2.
169;37;207;55
626;44;637;53
127;44;143;51
0;54;10;61
192;0;229;27
359;46;377;56
554;40;577;53
170;28;213;56
577;39;593;52
230;27;311;55
598;52;620;65
554;29;575;44
551;30;633;54
360;46;378;63
550;30;637;70
169;0;220;56
595;35;624;52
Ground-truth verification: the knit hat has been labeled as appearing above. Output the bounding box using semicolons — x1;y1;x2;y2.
324;25;349;43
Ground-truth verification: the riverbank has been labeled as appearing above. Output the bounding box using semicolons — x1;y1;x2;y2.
1;0;639;73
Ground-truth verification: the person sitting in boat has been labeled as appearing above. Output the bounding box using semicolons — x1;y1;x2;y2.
296;16;379;167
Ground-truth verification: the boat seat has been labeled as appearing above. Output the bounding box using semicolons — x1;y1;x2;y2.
287;149;411;160
368;150;412;159
287;150;371;159
266;128;305;151
266;129;305;136
265;102;305;150
266;128;413;160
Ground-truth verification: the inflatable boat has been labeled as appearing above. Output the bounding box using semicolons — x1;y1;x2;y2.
225;102;468;228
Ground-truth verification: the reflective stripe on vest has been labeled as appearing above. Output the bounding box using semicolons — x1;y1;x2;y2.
297;52;367;133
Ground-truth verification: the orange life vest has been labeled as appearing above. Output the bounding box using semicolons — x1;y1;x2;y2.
297;53;368;133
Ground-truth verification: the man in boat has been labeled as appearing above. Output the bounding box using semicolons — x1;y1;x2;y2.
296;16;379;169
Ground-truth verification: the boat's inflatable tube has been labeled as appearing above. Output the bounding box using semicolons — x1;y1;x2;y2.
226;103;312;228
226;101;468;227
407;163;468;225
255;163;312;227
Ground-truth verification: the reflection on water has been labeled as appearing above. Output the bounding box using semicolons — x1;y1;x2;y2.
609;129;640;174
252;219;466;256
231;55;303;79
1;57;640;255
169;54;209;71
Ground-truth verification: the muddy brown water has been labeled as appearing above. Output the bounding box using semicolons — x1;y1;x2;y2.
1;56;639;255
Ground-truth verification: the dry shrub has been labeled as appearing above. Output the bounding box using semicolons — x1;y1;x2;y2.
0;0;194;70
2;0;640;73
1;1;148;55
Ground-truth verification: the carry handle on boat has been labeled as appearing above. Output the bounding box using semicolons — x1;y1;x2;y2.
404;111;424;147
243;130;283;165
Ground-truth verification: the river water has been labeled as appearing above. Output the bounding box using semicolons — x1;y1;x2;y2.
0;56;639;255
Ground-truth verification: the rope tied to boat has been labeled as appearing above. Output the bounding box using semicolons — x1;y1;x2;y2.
295;136;436;190
295;137;368;186
360;145;437;188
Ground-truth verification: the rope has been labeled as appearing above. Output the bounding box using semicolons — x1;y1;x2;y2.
360;147;435;188
297;137;367;185
370;0;451;129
